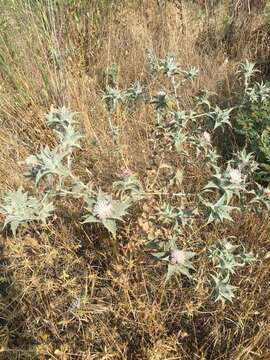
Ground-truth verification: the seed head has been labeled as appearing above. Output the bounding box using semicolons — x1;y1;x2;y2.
93;198;113;220
170;249;186;265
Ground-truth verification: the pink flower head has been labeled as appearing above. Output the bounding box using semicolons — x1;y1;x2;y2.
202;131;211;143
20;155;39;171
120;166;132;177
93;198;113;221
228;167;242;184
170;249;186;265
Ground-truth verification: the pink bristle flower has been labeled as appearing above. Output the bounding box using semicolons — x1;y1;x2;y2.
170;249;186;265
93;198;113;221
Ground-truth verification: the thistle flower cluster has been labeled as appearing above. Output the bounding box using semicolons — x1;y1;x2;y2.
1;106;134;237
146;54;261;303
0;53;266;309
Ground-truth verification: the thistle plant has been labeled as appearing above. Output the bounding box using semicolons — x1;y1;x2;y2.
0;50;266;315
171;111;189;129
239;60;259;93
174;131;189;156
151;91;168;111
203;164;245;204
83;190;130;237
1;105;134;239
147;237;196;280
233;148;258;175
0;187;54;235
248;183;270;211
188;130;212;157
20;155;41;178
160;111;193;144
113;173;144;202
126;81;144;104
207;238;255;304
245;81;270;103
103;87;126;112
46;106;77;128
157;203;198;230
209;273;237;305
201;196;236;223
159;55;180;78
205;148;221;167
207;105;233;130
182;67;199;82
33;146;71;186
208;238;255;274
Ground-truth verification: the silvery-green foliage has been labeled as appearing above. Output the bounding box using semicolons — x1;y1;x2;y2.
201;196;236;223
248;183;270;211
159;111;189;142
166;250;196;280
46;107;83;153
0;187;54;235
103;87;126;112
233;148;258;175
255;82;270;102
208;239;242;275
46;106;77;128
54;124;82;152
203;164;245;203
205;148;221;167
34;146;70;185
245;82;270;103
126;81;144;103
171;111;189;129
245;85;259;103
113;174;144;202
157;203;198;229
182;67;199;81
147;237;196;280
83;190;130;237
189;131;212;157
239;60;259;90
159;55;180;78
208;238;255;303
59;180;92;200
194;88;215;109
238;251;256;265
209;273;236;304
207;105;233;130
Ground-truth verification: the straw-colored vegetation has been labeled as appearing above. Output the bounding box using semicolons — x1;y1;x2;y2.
0;1;270;359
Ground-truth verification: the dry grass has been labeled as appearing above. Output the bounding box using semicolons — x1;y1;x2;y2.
0;1;269;359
